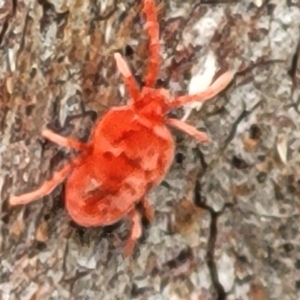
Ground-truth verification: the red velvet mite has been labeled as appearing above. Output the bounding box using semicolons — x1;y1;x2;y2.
10;0;234;255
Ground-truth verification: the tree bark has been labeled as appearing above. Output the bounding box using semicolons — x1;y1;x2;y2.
1;0;300;299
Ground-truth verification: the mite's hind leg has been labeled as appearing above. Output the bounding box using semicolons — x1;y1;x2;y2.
9;158;79;206
166;118;210;143
140;196;154;223
123;208;143;257
42;128;88;152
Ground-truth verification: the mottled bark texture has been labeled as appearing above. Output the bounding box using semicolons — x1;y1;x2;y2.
1;0;300;299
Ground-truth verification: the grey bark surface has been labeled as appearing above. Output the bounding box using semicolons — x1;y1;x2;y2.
1;0;300;299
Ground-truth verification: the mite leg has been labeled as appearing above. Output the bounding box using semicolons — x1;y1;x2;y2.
166;118;210;143
9;158;79;206
123;208;143;257
114;53;140;104
142;0;160;87
140;196;154;222
42;128;89;152
169;71;234;109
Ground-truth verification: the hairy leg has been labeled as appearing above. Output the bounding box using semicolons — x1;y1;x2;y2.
114;53;140;104
169;71;234;109
123;208;143;256
140;196;154;222
42;128;88;152
143;0;160;87
166;118;210;143
9;157;81;206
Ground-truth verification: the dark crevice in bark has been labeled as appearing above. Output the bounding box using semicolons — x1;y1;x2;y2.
193;151;234;300
288;31;300;96
0;19;9;46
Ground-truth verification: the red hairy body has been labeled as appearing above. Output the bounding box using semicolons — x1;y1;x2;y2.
67;105;174;228
9;0;234;255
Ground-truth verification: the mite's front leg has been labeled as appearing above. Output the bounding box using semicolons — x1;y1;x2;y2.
114;53;140;104
142;0;160;87
169;71;234;109
166;118;210;143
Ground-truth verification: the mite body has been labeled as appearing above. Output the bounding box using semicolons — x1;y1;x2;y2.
66;104;174;229
10;0;234;255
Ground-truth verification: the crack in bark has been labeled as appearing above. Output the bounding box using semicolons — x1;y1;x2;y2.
193;148;235;299
235;59;285;87
0;0;17;46
288;36;299;85
191;80;260;297
0;18;9;46
194;174;234;300
220;99;262;152
288;30;300;113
